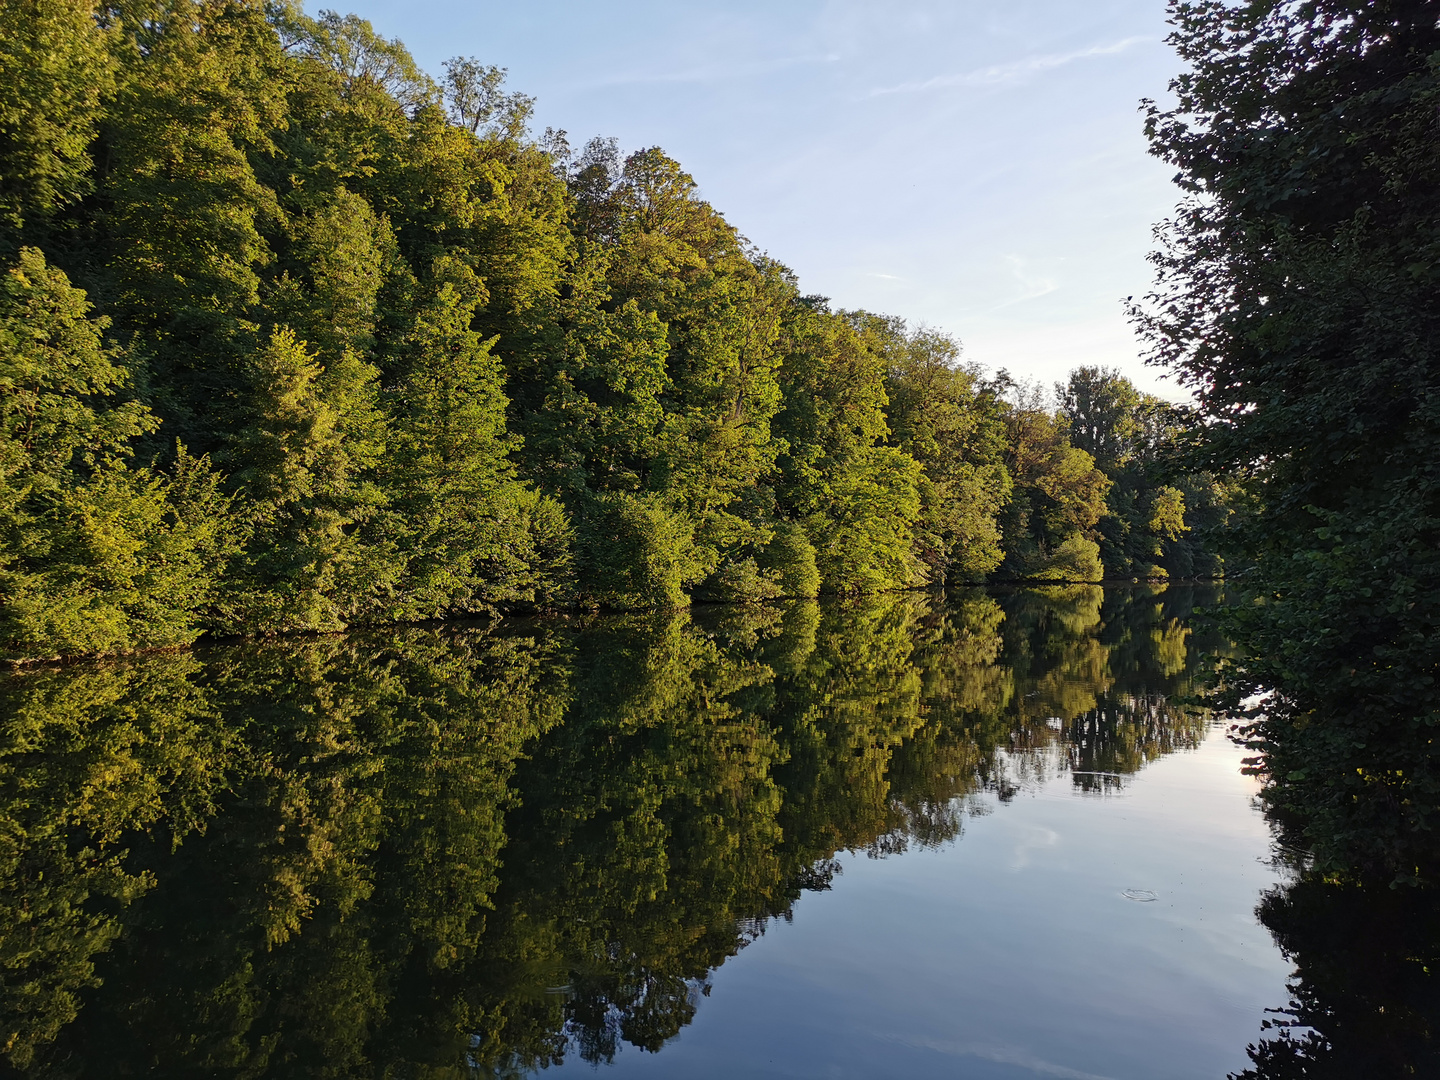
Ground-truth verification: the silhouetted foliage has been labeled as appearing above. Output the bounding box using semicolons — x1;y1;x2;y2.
1139;0;1440;880
1233;873;1440;1080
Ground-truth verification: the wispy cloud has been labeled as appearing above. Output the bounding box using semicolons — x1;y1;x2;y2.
870;37;1147;96
881;1033;1119;1080
1008;822;1061;871
994;255;1058;308
586;52;841;89
867;272;905;281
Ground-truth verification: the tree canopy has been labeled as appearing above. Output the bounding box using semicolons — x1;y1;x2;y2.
0;0;1223;662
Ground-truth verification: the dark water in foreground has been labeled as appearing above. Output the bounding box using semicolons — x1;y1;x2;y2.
0;586;1431;1078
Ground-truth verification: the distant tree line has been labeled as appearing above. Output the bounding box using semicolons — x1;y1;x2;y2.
0;0;1226;661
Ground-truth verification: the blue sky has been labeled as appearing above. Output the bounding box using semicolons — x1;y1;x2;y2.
330;0;1187;400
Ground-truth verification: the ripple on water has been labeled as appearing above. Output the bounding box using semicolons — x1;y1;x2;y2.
1122;888;1160;902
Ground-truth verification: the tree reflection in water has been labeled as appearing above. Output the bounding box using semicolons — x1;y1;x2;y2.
1231;875;1440;1080
0;584;1378;1078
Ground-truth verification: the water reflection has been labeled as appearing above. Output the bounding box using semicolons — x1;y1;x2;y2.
0;585;1320;1076
1233;875;1440;1079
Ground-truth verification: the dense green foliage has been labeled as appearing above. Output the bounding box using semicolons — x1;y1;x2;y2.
1057;365;1236;580
0;586;1218;1073
1139;0;1440;881
0;0;1223;660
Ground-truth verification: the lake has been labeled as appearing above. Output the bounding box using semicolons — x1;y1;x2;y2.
0;585;1390;1077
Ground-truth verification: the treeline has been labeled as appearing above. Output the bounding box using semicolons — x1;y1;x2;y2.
0;0;1223;661
0;586;1215;1074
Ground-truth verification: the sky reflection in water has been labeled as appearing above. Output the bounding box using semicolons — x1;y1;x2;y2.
566;726;1282;1079
0;586;1312;1078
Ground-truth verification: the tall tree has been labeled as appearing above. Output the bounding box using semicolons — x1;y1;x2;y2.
0;248;228;657
1139;0;1440;878
872;317;1011;584
0;0;116;254
385;256;572;616
1056;366;1192;578
222;326;389;632
103;0;288;451
996;382;1109;582
770;302;923;594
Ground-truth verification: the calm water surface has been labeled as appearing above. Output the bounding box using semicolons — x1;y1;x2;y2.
577;730;1283;1080
0;586;1418;1078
